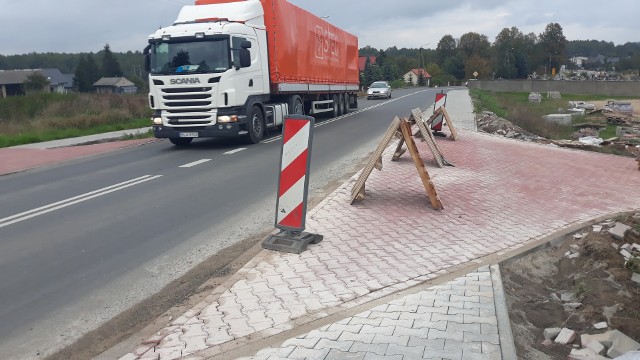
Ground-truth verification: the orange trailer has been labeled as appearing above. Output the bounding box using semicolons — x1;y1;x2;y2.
195;0;359;91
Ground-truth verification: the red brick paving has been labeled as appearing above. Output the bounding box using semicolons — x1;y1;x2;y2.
0;139;157;175
125;129;640;359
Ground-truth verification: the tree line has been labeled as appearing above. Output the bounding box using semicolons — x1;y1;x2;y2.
2;22;639;90
359;23;640;87
0;44;146;92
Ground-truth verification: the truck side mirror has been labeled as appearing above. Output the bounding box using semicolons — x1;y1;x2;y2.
143;45;151;72
239;48;251;68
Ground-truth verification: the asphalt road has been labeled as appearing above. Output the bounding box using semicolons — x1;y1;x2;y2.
0;87;448;358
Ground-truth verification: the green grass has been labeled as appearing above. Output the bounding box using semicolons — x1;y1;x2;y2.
470;90;636;141
470;89;507;118
0;92;151;148
0;118;151;148
573;280;590;299
625;256;640;274
390;79;407;89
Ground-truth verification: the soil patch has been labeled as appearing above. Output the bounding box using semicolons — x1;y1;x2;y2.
501;213;640;359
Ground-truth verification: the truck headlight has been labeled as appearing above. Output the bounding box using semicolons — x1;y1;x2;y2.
153;117;162;125
218;115;238;123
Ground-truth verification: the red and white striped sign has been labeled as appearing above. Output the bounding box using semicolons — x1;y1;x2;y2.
275;115;314;231
431;92;447;131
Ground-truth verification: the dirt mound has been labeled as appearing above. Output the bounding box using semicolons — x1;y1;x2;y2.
501;213;640;359
476;111;543;141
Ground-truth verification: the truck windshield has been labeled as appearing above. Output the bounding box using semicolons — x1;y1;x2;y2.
150;39;230;75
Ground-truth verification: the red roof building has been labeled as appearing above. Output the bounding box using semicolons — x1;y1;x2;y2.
403;68;432;86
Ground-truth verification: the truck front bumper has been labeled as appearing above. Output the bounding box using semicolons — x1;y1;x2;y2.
153;123;245;139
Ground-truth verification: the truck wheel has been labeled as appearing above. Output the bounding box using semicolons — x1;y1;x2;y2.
337;94;345;116
169;137;193;146
332;94;340;118
288;95;304;115
246;106;264;144
342;94;349;114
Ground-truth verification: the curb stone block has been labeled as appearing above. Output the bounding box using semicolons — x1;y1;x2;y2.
543;327;562;340
568;348;608;360
613;351;640;360
586;340;606;355
609;222;631;240
555;328;577;344
593;322;608;330
607;330;640;358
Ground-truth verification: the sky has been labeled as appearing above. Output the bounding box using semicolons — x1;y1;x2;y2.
0;0;637;55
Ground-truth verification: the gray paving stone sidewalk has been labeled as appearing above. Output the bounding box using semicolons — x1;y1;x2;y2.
238;266;506;360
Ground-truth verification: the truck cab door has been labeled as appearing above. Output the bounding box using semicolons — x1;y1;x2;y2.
231;36;264;99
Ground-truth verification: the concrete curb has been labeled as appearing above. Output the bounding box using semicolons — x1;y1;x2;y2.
490;264;518;360
10;127;152;149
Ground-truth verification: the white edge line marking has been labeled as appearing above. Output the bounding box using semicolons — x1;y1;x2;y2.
0;175;163;229
179;159;212;168
223;148;247;155
261;90;432;144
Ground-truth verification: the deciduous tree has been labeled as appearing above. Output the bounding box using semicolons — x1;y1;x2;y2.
24;73;50;93
539;23;567;75
436;35;457;66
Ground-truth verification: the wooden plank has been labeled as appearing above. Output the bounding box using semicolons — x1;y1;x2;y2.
399;119;444;210
350;117;402;204
392;137;406;161
441;107;458;140
412;108;445;168
374;156;383;171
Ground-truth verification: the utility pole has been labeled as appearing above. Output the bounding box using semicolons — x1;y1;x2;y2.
419;43;430;70
505;47;514;79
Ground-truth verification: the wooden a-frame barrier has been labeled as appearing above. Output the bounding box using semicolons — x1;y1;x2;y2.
429;94;459;141
350;117;443;210
434;106;458;140
392;107;454;167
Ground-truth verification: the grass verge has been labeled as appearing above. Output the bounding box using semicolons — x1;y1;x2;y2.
469;89;633;141
0;92;152;148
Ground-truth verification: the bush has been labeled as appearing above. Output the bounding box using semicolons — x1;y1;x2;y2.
389;79;406;89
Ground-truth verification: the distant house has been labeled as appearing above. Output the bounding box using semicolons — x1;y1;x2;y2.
93;77;138;94
0;69;33;98
358;56;376;72
403;68;431;86
0;68;73;98
40;68;74;94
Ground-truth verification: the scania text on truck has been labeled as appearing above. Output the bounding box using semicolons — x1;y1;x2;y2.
144;0;359;146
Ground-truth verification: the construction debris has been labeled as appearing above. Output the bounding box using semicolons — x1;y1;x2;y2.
569;101;597;110
476;109;640;158
529;92;542;103
502;213;640;359
547;91;562;99
603;100;634;116
476;112;544;141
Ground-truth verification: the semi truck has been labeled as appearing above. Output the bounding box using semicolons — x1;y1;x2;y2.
144;0;360;145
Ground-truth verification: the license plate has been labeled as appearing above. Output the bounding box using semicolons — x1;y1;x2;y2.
179;132;199;138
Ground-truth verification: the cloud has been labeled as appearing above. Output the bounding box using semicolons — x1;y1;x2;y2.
0;0;637;55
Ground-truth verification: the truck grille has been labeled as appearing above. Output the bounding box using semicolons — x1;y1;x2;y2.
159;86;216;126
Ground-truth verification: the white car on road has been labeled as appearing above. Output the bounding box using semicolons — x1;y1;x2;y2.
367;81;392;99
